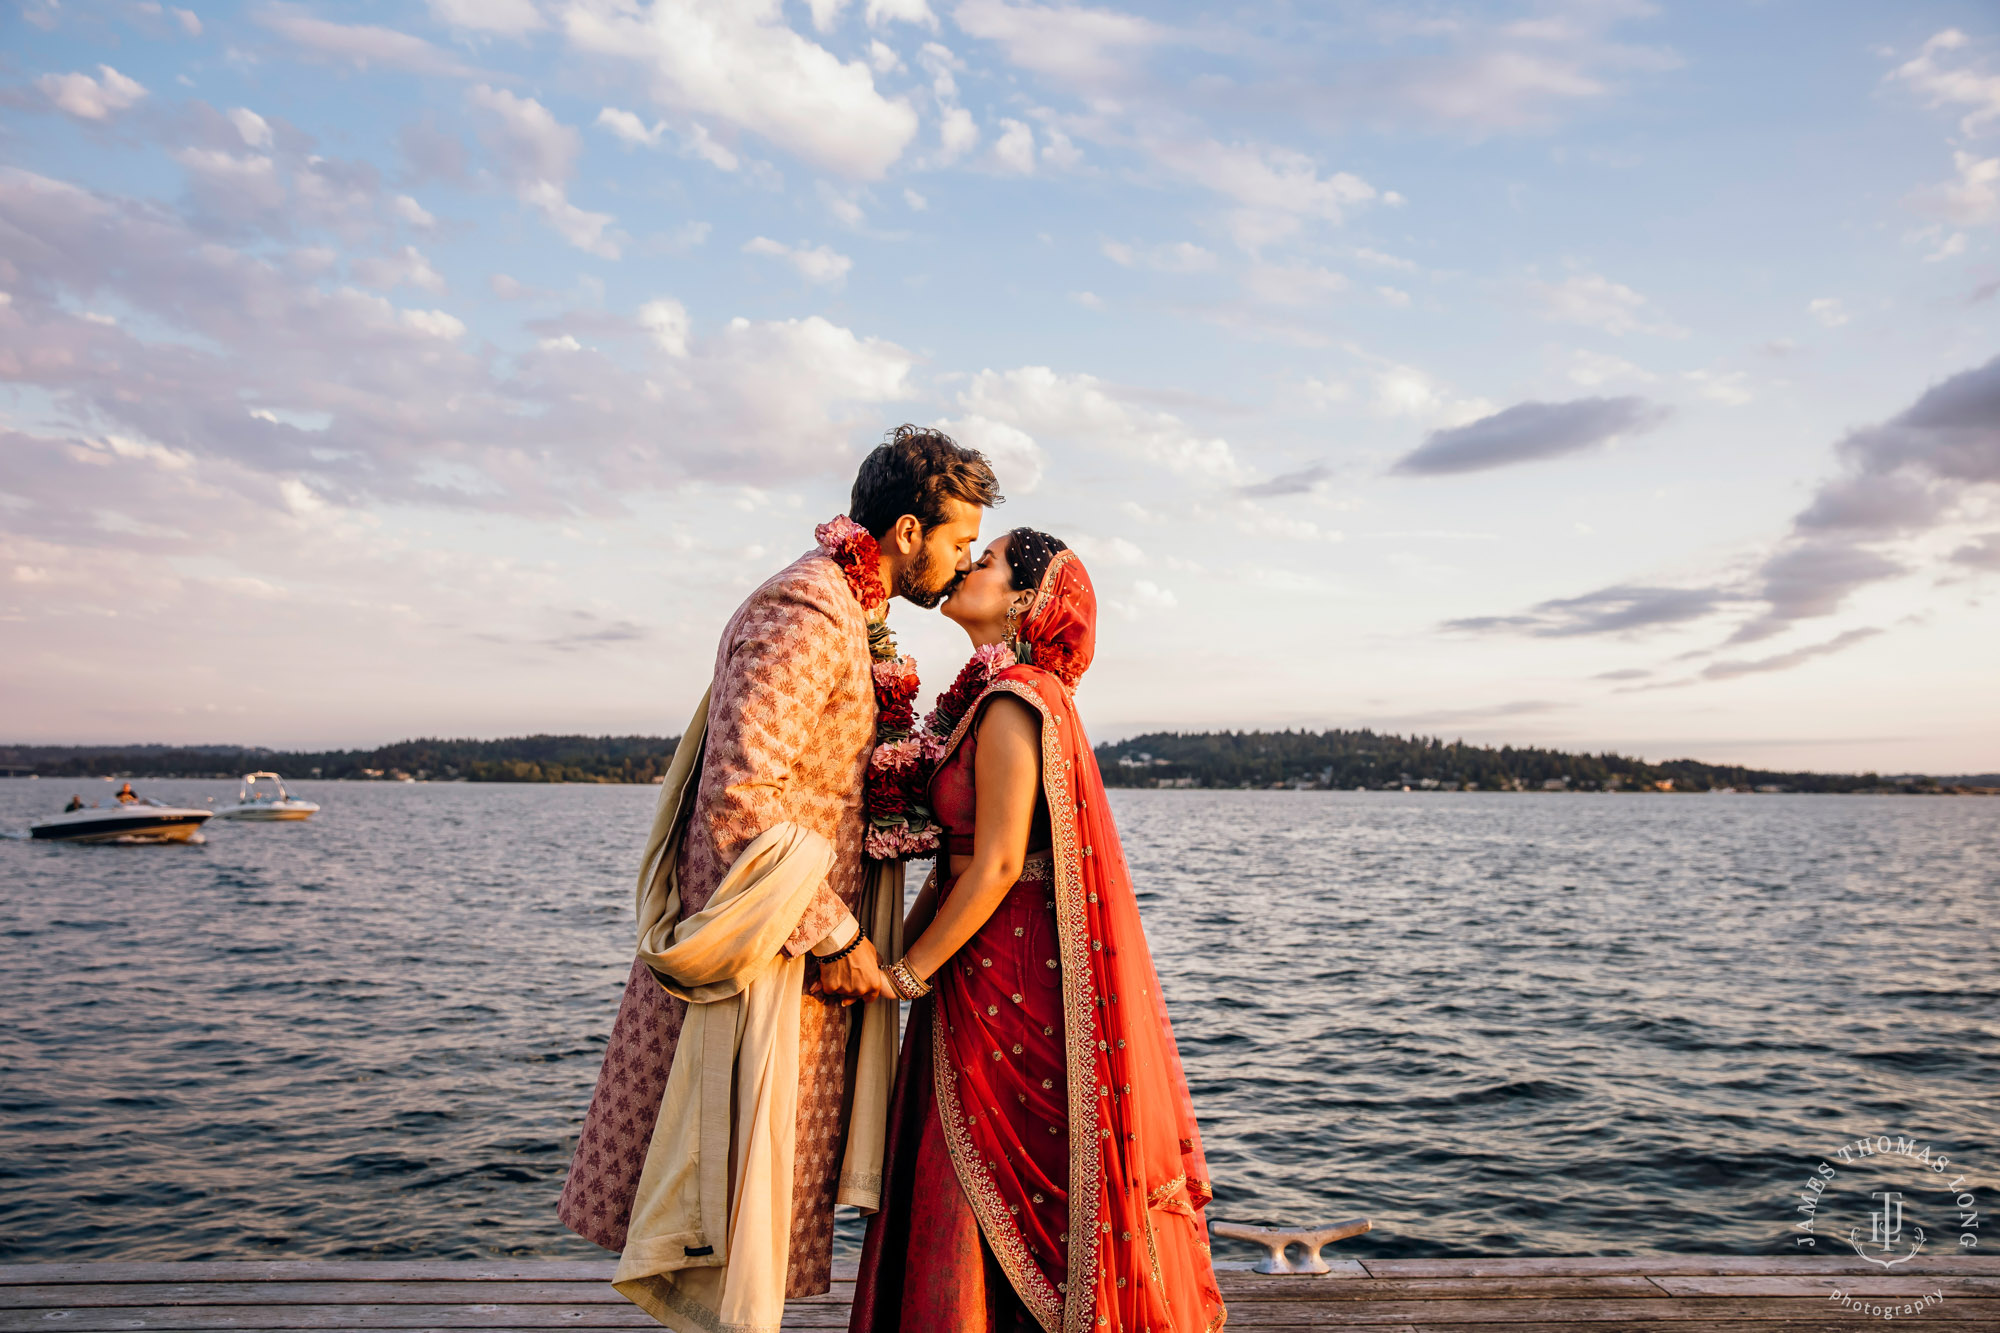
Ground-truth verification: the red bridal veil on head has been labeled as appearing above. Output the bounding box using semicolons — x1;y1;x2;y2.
934;547;1227;1333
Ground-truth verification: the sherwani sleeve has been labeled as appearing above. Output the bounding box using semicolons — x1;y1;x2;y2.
703;577;861;959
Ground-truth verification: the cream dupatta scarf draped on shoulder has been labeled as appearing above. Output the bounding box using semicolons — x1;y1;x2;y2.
611;688;903;1333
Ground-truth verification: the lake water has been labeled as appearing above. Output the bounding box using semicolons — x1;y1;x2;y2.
1;778;1995;1263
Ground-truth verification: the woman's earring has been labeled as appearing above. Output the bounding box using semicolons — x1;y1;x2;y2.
1004;600;1021;644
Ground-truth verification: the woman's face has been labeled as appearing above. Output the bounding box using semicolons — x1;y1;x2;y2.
942;533;1028;642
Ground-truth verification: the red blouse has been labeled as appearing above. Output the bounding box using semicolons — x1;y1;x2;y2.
928;699;1052;859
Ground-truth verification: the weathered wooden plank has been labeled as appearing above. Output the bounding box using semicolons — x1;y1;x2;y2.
0;1262;623;1285
1343;1324;1964;1333
0;1274;1683;1309
1216;1257;1371;1278
1208;1276;1675;1303
1651;1274;1997;1298
0;1281;872;1310
1358;1255;2000;1278
0;1306;855;1331
1212;1296;2000;1326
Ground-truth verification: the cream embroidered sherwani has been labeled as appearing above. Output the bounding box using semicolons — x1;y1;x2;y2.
558;550;877;1298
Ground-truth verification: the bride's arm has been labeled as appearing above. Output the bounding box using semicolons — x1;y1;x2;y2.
898;694;1040;985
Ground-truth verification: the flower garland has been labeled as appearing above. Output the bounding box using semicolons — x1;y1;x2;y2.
816;516;942;862
922;641;1015;744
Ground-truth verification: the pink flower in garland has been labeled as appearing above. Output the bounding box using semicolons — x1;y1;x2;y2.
814;515;888;613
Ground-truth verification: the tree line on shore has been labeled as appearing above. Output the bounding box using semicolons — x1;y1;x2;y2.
0;736;682;785
4;730;1992;793
1095;730;1996;793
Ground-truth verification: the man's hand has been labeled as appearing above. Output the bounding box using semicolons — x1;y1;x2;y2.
815;937;895;1005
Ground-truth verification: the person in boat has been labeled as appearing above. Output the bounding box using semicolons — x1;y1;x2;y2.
115;783;138;804
850;530;1226;1333
65;795;84;812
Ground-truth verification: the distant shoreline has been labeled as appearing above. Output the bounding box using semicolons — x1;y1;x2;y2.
3;728;1995;796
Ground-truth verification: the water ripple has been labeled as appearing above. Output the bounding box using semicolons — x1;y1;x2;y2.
0;780;1995;1261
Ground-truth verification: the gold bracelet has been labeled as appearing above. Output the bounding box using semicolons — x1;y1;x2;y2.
888;959;932;1000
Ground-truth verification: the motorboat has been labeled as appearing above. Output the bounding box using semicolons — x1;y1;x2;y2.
212;771;320;821
31;796;212;843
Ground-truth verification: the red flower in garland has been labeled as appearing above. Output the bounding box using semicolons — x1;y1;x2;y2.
813;516;888;613
816;515;939;860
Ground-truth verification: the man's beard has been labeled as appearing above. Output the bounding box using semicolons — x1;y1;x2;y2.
895;543;963;608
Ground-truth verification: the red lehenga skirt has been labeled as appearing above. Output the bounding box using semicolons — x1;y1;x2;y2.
851;857;1064;1333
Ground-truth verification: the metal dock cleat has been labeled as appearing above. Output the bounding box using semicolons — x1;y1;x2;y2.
1208;1217;1371;1274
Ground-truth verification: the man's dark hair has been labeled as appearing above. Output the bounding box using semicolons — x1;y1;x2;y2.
849;425;1003;538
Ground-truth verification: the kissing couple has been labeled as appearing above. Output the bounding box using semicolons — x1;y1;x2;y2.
559;426;1227;1333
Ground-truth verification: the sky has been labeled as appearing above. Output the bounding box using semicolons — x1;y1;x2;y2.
2;0;1998;773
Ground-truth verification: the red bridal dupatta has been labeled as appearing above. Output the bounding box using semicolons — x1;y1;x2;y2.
913;550;1225;1333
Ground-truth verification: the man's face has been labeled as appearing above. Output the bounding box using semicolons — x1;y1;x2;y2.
894;497;983;608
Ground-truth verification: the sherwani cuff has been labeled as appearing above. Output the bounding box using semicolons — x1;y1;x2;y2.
807;911;860;957
783;882;851;957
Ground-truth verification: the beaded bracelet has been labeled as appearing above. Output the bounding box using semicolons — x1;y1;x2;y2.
819;931;866;965
887;958;932;1000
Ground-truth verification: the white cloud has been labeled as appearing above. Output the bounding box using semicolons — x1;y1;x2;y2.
1368;364;1493;426
257;5;483;78
429;0;545;35
637;298;691;357
904;187;928;210
1070;290;1102;309
469;88;620;257
953;0;1167;84
1568;349;1655;387
393;194;437;229
868;40;903;73
0;166;918;524
1154;138;1384;251
353;246;447;293
228;107;273;149
806;0;850;32
1244;262;1349;306
1912;151;2000;227
1101;239;1214;272
818;181;867;227
596;106;665;147
933;414;1045;492
743;236;854;285
173;7;202;35
520;180;621;258
1808;297;1849;328
37;65;147;121
1528;272;1682;337
938;106;980;160
400;307;466;339
958;366;1241;480
1924;230;1968;261
468;85;579;183
866;0;935;29
1684;369;1753;406
994;118;1037;173
1888;29;2000;136
561;0;919;179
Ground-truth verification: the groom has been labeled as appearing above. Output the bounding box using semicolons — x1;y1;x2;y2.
557;425;1000;1326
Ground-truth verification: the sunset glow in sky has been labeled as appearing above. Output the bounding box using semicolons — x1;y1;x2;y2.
4;1;1999;772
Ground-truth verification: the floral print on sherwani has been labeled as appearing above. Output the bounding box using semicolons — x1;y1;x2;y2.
557;550;877;1298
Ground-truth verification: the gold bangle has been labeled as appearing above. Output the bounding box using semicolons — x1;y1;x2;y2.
889;959;931;1000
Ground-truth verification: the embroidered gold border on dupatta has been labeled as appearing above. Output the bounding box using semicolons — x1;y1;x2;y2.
928;669;1101;1333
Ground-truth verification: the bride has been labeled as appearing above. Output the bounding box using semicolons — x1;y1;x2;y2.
851;529;1227;1333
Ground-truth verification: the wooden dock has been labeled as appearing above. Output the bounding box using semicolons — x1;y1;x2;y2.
2;1255;1993;1330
